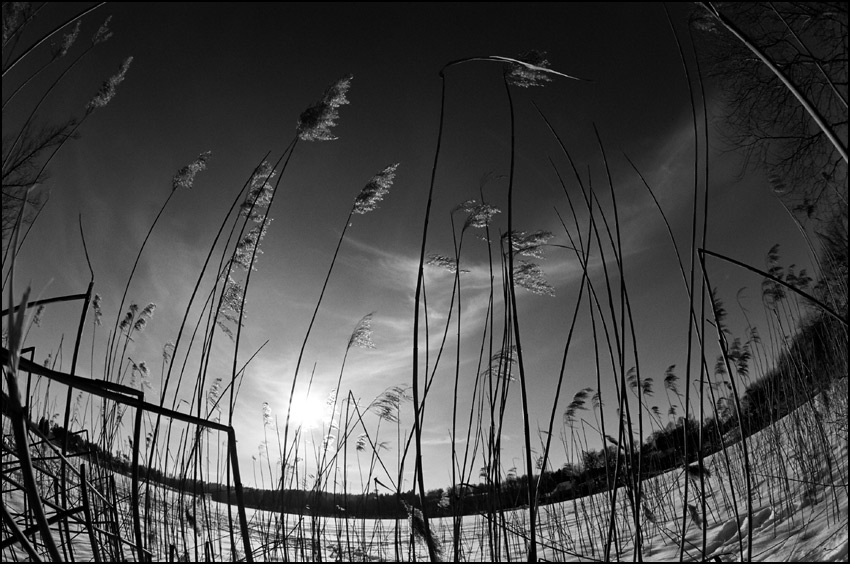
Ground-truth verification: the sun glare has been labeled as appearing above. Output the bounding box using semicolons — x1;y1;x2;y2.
286;393;330;430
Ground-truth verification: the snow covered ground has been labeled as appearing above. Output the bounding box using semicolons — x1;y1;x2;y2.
3;387;847;562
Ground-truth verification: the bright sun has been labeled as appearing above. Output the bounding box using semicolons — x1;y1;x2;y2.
286;394;329;430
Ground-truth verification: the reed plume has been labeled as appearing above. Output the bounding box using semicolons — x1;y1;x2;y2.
564;388;594;427
91;293;103;326
240;162;276;221
463;202;500;231
85;55;133;113
427;253;466;274
663;365;679;395
353;163;399;215
513;260;555;296
91;15;113;45
53;21;80;58
233;222;270;271
297;74;353;141
505;50;554;88
172;151;212;191
370;385;411;424
508;229;553;259
132;302;156;332
348;312;376;351
216;274;245;340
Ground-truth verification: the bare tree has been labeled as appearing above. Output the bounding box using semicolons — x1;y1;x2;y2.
2;3;115;263
695;2;848;221
2;121;77;252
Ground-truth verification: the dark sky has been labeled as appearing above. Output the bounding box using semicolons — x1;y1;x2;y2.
4;2;816;492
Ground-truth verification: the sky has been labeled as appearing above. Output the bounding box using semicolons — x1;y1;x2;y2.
3;3;821;494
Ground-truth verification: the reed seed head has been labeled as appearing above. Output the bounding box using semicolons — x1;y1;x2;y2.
262;402;273;427
86;56;133;114
172;151;211;191
241;162;277;220
716;355;731;379
91;294;103;326
353;163;399;215
709;286;730;332
426;253;459;274
564;387;594;426
32;305;44;327
642;377;654;397
348;312;376;350
505;50;553;88
3;3;33;45
592;390;603;409
452;199;478;217
763;245;787;305
513;260;555;296
508;229;553;259
463;202;501;231
133;303;156;332
91;16;113;45
54;21;80;58
217;274;245;340
297;74;353;141
234;222;270;271
482;348;518;381
129;359;151;389
207;377;222;409
371;385;410;423
627;367;638;392
119;309;134;332
355;433;367;452
663;365;679;395
162;341;175;362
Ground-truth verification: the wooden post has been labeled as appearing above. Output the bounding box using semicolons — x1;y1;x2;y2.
228;426;253;562
132;399;146;561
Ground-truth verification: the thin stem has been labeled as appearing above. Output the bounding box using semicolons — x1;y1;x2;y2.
502;75;537;562
410;67;447;564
